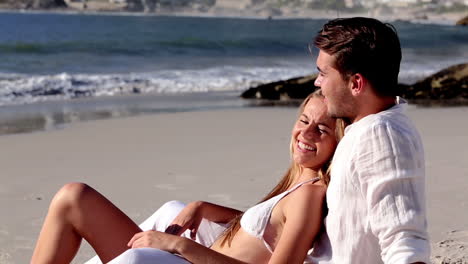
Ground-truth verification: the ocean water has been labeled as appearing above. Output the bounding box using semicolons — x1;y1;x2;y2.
0;11;467;133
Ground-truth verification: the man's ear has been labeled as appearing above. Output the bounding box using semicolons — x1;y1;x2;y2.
349;73;366;96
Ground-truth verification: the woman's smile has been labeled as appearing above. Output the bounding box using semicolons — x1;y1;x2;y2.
297;140;316;152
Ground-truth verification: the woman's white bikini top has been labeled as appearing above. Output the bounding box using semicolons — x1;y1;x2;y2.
240;177;321;253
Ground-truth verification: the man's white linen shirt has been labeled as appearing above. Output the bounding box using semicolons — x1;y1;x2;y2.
307;98;430;264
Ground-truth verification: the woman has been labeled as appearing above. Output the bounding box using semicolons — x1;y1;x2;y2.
31;90;346;264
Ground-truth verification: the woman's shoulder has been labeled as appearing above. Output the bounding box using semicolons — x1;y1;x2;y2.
295;182;326;197
279;183;327;224
285;183;326;208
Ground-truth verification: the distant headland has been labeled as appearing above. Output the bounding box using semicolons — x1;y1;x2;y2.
1;0;467;25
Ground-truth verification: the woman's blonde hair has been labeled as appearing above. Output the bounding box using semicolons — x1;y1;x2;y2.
218;89;346;247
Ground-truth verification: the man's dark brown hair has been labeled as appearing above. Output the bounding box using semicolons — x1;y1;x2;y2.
314;17;402;97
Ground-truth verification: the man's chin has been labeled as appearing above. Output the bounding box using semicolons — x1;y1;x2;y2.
326;107;338;118
329;110;345;119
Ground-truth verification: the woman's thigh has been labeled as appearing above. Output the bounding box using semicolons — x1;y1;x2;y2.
54;183;142;263
108;248;191;264
84;201;186;264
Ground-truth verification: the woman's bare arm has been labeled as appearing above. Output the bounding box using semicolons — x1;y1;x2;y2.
129;230;248;264
138;185;325;264
267;184;326;264
196;201;242;223
166;201;242;237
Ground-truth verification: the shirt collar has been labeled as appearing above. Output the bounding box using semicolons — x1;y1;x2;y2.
344;96;406;134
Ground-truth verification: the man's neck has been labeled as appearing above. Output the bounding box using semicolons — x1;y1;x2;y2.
352;96;396;124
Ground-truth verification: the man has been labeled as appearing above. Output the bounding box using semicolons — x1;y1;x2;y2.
308;17;430;263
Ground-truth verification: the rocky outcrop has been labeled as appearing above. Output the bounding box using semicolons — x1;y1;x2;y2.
456;15;468;25
241;74;317;101
2;0;67;9
33;0;67;9
241;63;468;105
400;63;468;102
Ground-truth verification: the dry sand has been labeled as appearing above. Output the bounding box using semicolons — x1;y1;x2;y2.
0;105;467;263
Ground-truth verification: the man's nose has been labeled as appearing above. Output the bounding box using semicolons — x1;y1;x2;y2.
314;76;322;87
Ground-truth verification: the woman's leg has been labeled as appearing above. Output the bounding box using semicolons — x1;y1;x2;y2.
85;200;188;264
31;182;141;264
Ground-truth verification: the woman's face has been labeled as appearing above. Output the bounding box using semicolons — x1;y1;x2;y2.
292;97;338;170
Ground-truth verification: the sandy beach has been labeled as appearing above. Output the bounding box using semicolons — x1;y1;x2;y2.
1;105;467;263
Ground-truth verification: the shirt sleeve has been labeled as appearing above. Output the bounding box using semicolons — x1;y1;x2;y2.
356;121;430;264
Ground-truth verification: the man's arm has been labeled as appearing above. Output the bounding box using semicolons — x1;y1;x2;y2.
358;122;430;263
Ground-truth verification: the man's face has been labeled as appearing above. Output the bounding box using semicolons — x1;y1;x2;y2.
314;50;355;120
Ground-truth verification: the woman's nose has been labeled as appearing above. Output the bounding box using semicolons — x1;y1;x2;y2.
302;124;319;140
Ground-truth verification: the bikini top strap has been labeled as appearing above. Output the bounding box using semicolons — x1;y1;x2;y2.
287;176;321;194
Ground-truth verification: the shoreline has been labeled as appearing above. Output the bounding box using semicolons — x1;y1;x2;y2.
0;91;249;136
1;93;468;137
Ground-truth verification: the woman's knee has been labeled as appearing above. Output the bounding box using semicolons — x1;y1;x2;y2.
50;182;94;213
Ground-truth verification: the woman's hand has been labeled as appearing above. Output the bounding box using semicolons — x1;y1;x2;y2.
128;230;248;264
127;230;182;253
165;201;204;239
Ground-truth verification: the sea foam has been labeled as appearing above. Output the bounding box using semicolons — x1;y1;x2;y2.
0;65;313;106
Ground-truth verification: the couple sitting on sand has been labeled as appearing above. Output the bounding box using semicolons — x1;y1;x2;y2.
31;17;431;264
